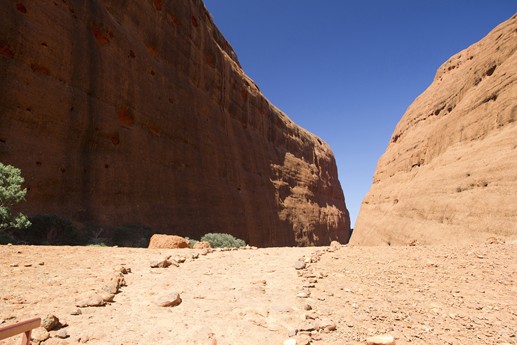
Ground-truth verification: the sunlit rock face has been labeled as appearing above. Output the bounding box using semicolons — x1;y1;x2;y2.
352;14;517;246
0;0;350;246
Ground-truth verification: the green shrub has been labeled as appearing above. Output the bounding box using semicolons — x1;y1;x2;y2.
200;233;245;248
0;162;30;232
87;242;109;247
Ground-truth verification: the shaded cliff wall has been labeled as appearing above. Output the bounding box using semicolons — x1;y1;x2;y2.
0;0;350;246
351;14;517;245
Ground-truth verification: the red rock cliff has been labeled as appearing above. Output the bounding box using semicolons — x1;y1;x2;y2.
0;0;350;246
351;14;517;245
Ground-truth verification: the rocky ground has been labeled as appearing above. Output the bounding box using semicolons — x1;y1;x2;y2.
0;241;515;345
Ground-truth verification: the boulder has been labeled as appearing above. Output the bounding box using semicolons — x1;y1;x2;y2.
148;235;189;249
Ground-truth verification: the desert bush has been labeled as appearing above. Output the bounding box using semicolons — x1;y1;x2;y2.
0;162;30;232
16;214;87;245
200;233;245;248
85;229;110;246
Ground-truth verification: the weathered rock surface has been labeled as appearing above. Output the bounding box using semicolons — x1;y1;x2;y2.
193;241;211;249
0;1;349;246
352;14;517;245
148;234;189;249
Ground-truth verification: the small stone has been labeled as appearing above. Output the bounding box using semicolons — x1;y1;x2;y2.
70;309;82;315
38;262;45;266
297;290;310;298
98;291;115;302
327;240;341;252
294;260;306;270
118;266;130;274
32;327;50;342
304;304;312;311
155;293;182;307
103;273;127;294
77;335;90;343
366;334;396;345
41;314;60;331
201;248;210;255
24;263;32;267
297;323;316;332
193;241;211;249
283;339;297;345
76;294;106;307
295;335;311;345
310;333;322;341
55;329;69;339
174;256;186;263
316;319;336;332
9;263;18;267
150;259;172;268
191;253;200;259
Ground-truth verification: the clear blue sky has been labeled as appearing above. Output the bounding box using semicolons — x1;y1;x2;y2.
203;1;516;227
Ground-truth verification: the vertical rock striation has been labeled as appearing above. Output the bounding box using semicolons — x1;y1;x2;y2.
0;0;350;246
352;14;517;245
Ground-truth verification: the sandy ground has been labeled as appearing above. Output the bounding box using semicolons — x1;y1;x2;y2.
0;242;515;345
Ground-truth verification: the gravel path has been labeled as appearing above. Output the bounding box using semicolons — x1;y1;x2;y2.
1;242;515;344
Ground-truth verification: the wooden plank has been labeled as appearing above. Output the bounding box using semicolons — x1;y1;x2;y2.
0;318;41;341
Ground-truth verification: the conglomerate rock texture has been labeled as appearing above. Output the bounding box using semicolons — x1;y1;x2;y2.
351;14;517;246
0;0;350;246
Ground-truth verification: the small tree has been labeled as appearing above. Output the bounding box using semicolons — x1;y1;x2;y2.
0;162;31;231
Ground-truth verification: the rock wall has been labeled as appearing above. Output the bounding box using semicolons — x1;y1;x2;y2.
0;0;350;246
351;14;517;245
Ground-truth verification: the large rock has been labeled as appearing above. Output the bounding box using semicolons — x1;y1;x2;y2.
352;14;517;245
148;234;189;249
0;0;349;247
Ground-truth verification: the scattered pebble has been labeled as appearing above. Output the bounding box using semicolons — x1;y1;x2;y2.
76;294;106;307
41;314;60;331
294;260;306;270
297;290;310;298
155;293;182;307
32;327;50;342
55;329;69;339
366;334;396;345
